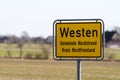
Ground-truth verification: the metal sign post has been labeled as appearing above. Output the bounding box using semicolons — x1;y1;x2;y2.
77;60;81;80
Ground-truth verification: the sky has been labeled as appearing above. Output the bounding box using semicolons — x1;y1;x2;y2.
0;0;120;38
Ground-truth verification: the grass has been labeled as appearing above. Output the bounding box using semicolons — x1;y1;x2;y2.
0;43;120;60
0;43;52;58
105;48;120;60
0;59;119;80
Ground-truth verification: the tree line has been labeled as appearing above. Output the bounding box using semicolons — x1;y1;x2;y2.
0;31;53;44
0;31;53;59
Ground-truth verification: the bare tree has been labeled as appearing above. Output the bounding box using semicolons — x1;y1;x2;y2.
17;31;31;59
111;27;120;40
17;39;24;59
6;35;19;58
9;35;19;43
39;38;49;59
114;27;120;34
21;31;31;43
6;38;12;58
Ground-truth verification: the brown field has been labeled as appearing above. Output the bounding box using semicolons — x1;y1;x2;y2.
0;59;119;80
0;43;120;80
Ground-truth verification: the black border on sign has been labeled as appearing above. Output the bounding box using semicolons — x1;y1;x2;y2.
53;19;104;61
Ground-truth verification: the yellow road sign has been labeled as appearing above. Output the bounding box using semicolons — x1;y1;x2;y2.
53;19;104;60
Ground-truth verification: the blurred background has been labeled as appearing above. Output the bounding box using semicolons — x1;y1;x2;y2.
0;0;120;80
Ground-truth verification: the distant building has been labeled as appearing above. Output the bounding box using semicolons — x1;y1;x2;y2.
32;37;43;43
106;31;120;48
0;36;9;43
45;36;53;44
105;31;117;43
